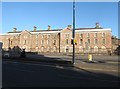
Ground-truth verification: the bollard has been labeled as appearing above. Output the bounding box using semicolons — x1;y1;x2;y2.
88;54;92;62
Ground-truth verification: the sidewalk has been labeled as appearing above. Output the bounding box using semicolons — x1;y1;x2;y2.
74;60;119;72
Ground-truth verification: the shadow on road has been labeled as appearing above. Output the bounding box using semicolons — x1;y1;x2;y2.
2;52;120;88
2;52;73;67
2;62;119;87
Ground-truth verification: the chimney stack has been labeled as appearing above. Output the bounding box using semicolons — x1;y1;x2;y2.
68;25;72;28
34;26;37;31
13;28;17;32
48;25;51;30
95;22;101;28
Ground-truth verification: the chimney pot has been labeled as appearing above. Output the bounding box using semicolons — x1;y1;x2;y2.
68;25;72;28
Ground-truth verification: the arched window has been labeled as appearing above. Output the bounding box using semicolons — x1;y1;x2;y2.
102;33;105;37
36;47;38;51
47;47;50;52
80;33;83;38
53;47;57;52
80;39;83;45
94;39;98;44
41;47;44;52
101;46;106;52
66;39;69;44
79;46;83;52
94;33;97;37
102;39;106;44
88;39;90;44
94;46;98;52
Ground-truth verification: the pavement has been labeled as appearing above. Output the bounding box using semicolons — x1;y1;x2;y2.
2;53;119;72
74;60;119;72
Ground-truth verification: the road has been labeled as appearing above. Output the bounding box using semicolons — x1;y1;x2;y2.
2;57;119;87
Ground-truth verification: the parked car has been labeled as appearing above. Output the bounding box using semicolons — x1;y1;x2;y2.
3;52;10;58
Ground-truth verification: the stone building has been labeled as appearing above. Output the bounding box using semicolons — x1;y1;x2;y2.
111;36;120;55
0;24;112;54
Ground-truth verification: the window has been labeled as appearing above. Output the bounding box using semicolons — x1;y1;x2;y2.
11;41;12;45
101;46;106;52
24;36;27;38
102;33;105;37
42;35;44;38
53;40;56;45
53;47;57;52
47;47;50;51
47;40;50;45
88;39;90;44
36;35;38;39
66;34;69;38
79;46;83;52
94;33;97;37
80;39;83;45
36;40;38;45
53;34;57;39
41;40;44;44
23;40;26;45
41;47;44;52
13;36;16;39
66;39;69;44
47;34;50;38
102;39;106;44
86;46;91;52
94;46;98;52
36;47;38;51
80;33;83;38
87;33;90;37
94;39;98;44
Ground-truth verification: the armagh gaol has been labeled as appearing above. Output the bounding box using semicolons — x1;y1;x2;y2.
0;24;112;54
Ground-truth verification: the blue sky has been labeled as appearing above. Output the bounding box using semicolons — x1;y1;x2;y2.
2;2;118;37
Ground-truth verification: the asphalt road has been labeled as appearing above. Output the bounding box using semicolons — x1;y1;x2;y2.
2;59;119;87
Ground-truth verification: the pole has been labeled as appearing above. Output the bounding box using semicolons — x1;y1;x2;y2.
72;0;75;64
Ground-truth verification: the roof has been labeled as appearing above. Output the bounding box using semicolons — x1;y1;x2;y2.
75;28;103;30
30;29;62;32
5;27;111;34
7;31;22;33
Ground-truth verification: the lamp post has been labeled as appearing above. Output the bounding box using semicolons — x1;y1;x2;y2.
72;0;75;64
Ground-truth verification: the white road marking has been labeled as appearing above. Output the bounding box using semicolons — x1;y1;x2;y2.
55;65;64;69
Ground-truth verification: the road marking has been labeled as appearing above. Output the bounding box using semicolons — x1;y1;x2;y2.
55;65;64;69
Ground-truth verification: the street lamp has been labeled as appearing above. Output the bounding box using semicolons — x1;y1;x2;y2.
72;0;75;64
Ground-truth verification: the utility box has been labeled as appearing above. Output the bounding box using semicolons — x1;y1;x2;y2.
88;54;92;61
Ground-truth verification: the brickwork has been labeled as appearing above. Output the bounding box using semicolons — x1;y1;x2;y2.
0;26;112;54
